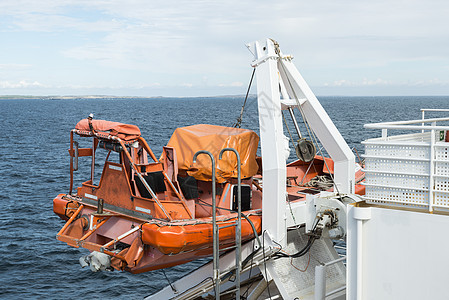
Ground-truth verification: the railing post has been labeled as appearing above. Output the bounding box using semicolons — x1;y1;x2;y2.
219;148;242;300
429;124;436;212
192;150;219;300
315;265;326;300
421;109;425;133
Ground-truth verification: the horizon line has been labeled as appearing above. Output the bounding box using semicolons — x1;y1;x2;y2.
2;94;449;100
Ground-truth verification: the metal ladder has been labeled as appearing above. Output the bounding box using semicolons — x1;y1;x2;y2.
193;148;243;299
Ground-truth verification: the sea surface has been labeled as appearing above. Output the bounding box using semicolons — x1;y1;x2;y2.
0;95;448;299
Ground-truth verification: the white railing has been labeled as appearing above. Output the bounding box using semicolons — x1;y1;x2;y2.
362;109;449;212
421;109;449;133
364;116;449;138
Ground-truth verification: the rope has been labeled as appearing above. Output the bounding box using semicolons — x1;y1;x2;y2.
304;174;334;190
272;40;342;195
161;268;177;293
282;110;296;151
233;68;256;128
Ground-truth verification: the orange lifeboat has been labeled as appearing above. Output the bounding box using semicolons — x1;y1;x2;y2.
53;117;364;273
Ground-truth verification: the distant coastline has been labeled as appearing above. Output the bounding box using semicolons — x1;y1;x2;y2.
0;95;167;100
1;94;448;100
0;95;250;100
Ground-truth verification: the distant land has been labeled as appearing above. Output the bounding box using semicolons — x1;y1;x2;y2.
0;95;166;100
2;94;448;101
0;95;250;100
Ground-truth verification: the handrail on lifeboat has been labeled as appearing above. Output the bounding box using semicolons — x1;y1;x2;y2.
69;124;173;220
137;136;158;162
116;138;172;220
69;130;75;195
70;120;197;220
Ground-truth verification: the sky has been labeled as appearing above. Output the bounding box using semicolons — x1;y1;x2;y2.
1;0;449;97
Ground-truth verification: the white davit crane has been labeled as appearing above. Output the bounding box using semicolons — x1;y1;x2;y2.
247;38;355;246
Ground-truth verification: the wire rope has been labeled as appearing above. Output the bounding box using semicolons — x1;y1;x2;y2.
233;68;256;128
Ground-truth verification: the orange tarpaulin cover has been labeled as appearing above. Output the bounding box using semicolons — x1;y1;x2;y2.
75;119;141;141
166;124;259;182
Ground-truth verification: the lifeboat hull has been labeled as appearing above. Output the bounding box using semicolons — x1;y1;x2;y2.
53;194;261;273
141;214;261;255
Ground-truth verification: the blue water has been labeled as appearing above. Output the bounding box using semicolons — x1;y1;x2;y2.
0;96;448;299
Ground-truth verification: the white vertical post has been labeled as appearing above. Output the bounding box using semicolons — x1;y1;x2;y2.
421;110;425;133
352;207;371;300
315;265;326;300
356;219;363;300
247;39;287;247
429;125;435;212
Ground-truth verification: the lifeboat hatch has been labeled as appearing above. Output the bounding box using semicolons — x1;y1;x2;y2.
134;171;166;199
231;184;252;211
177;175;199;200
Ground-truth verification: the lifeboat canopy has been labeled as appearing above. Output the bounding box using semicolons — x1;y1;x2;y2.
166;124;259;182
75;119;141;142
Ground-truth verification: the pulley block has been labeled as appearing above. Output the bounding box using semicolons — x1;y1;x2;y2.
295;138;316;162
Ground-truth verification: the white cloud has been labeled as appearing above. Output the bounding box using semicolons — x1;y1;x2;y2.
0;80;165;92
6;14;120;33
325;78;449;87
1;0;449;96
218;82;244;87
0;80;46;88
0;64;32;70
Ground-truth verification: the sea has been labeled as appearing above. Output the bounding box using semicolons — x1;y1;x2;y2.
0;95;448;299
